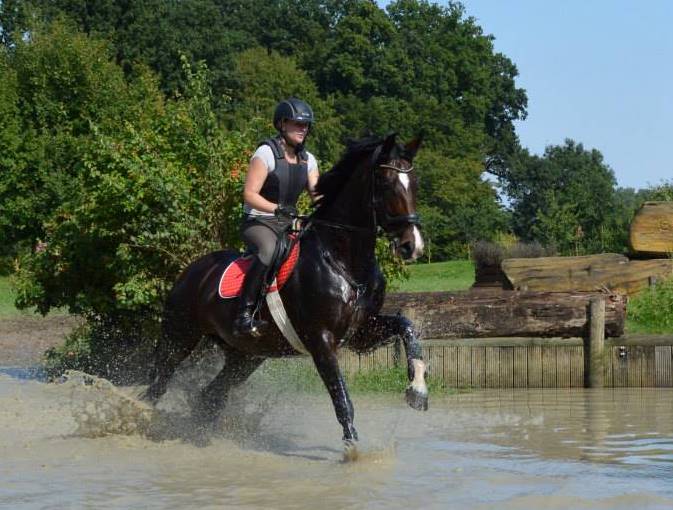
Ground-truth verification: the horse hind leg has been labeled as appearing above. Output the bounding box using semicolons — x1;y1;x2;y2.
141;309;202;405
194;346;264;424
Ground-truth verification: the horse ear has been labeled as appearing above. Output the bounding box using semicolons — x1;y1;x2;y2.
405;134;423;159
381;132;397;157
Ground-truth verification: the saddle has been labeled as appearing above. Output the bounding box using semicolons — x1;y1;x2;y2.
218;233;300;299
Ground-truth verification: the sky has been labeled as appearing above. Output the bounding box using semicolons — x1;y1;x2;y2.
381;0;673;190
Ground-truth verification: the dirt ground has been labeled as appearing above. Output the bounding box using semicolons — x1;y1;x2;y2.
0;314;82;366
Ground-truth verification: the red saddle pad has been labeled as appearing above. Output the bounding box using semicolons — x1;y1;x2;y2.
218;239;300;299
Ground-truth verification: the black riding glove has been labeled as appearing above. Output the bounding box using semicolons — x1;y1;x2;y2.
274;205;297;219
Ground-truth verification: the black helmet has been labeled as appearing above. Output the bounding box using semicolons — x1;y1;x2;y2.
273;98;314;131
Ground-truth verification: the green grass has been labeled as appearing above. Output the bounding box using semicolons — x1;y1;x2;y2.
257;358;456;395
393;260;475;292
0;276;18;316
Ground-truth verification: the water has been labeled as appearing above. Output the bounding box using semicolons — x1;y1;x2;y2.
1;368;672;509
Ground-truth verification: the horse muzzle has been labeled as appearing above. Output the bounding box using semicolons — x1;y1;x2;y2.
394;225;424;261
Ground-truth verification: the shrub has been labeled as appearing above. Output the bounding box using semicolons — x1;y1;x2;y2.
470;239;556;269
14;60;251;317
628;277;673;334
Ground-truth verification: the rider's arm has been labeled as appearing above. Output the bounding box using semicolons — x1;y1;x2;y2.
307;168;321;203
243;157;278;213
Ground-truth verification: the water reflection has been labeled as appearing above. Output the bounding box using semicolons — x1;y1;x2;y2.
437;389;673;469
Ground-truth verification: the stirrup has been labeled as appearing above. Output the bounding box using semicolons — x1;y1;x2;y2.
233;313;267;338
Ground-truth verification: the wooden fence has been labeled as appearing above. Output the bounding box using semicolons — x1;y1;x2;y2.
337;336;673;388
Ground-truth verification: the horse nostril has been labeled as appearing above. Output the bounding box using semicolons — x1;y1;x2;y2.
399;241;413;259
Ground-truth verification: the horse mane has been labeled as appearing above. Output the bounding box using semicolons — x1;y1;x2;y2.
314;135;382;208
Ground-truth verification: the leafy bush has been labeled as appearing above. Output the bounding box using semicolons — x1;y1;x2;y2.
14;60;251;317
627;277;673;334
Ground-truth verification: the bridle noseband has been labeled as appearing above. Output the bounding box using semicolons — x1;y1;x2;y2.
372;158;421;233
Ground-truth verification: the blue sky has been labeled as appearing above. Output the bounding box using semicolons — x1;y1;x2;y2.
380;0;673;190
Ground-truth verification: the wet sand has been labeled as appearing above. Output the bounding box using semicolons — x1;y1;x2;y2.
0;314;81;366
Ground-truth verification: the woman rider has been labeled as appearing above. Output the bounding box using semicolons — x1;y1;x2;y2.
233;98;320;337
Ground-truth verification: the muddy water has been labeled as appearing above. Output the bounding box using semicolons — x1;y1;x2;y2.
1;367;672;510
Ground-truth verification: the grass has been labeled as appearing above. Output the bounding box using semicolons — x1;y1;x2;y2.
393;259;474;292
0;276;18;317
257;358;455;395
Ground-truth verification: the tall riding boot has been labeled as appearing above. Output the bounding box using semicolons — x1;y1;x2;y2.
233;257;269;337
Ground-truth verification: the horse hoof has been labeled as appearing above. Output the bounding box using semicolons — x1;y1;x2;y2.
405;386;428;411
342;439;359;462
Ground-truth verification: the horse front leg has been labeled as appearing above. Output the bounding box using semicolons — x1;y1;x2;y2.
310;331;358;446
350;314;428;411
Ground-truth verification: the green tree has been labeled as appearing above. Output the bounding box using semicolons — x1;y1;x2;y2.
0;19;159;257
416;149;509;260
504;140;618;254
223;47;343;165
15;60;252;317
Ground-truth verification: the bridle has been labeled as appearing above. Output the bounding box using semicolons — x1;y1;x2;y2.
370;145;421;234
308;142;421;235
373;162;421;232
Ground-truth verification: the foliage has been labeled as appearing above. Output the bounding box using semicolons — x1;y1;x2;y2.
646;180;673;201
14;59;251;317
417;149;510;260
0;18;160;261
627;277;673;334
6;0;529;260
503;140;620;255
224;47;343;165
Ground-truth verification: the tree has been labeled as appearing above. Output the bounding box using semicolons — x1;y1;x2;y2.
416;148;509;260
504;140;618;254
0;19;158;256
223;47;344;165
15;60;252;317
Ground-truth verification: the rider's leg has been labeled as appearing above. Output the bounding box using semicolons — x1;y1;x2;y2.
233;223;277;337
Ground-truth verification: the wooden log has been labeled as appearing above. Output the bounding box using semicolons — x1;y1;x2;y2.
629;201;673;255
501;253;673;295
383;290;626;339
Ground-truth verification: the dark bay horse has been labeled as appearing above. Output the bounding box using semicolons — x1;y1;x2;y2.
142;133;427;446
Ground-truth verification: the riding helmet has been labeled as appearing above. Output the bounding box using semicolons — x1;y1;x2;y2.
273;98;314;131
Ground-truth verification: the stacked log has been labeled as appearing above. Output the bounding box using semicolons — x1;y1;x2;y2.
382;291;626;338
629;201;673;256
501;253;673;295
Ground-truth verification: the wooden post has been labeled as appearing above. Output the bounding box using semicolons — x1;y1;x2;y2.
585;296;606;387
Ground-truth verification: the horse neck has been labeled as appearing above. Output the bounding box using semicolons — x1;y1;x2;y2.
314;163;377;282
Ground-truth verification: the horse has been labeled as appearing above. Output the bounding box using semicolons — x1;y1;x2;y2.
142;133;427;447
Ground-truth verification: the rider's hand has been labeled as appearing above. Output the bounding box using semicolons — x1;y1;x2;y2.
274;205;297;219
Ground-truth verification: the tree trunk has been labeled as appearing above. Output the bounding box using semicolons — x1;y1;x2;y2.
629;201;673;255
501;253;673;295
382;290;626;339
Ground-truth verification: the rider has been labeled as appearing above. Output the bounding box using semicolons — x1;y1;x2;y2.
233;97;320;337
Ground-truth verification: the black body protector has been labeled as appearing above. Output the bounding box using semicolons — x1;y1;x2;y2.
257;136;308;218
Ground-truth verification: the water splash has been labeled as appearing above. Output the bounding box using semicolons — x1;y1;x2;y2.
58;370;154;437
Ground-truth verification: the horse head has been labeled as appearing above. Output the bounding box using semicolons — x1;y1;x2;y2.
373;133;424;261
